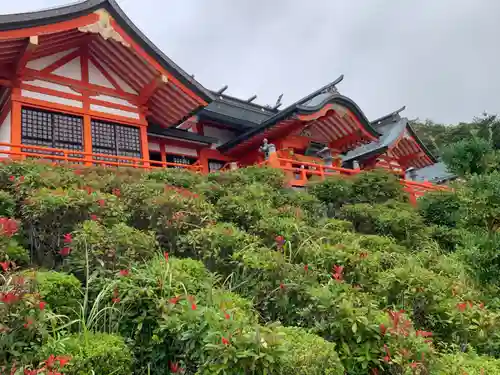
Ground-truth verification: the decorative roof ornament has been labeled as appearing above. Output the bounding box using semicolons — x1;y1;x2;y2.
78;9;130;48
322;84;338;94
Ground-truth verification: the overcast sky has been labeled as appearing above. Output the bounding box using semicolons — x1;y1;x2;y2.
4;0;500;124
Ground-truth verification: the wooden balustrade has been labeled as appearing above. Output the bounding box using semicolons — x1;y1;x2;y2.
0;142;201;171
0;143;446;205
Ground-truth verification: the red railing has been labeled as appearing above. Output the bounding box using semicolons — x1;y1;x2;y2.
264;154;447;205
0;143;202;171
0;143;447;204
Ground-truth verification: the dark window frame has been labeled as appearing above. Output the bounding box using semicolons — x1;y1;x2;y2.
20;106;84;156
91;118;142;161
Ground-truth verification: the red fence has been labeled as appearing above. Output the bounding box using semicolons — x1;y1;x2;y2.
264;154;447;205
0;142;202;171
0;143;446;204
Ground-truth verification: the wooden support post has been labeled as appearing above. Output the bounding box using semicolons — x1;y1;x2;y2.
10;95;22;160
140;125;149;167
83;114;92;165
198;149;209;174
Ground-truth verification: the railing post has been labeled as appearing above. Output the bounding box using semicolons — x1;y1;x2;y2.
83;114;92;166
10;98;23;160
140;125;150;168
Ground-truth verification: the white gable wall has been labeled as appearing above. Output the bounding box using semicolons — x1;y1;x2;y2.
52;57;82;80
26;49;78;71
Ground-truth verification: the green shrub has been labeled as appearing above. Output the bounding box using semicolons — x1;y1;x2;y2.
459;172;500;231
215;184;275;230
177;222;259;273
22;188;128;265
272;189;326;221
35;271;81;318
119;181;165;229
419;190;463;227
39;333;133;375
309;174;353;213
339;201;429;248
0;191;15;217
145;167;205;188
0;271;48;368
0;218;29;265
350;169;408;204
68;220;158;278
433;352;500;374
145;190;216;250
277;326;344;375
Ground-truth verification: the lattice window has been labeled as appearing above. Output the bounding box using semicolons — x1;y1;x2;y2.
166;154;196;169
91;119;142;163
21;107;83;158
208;159;225;172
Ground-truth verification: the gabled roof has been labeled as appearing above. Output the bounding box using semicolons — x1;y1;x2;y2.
342;107;437;168
218;75;381;154
408;161;456;184
0;0;213;104
198;93;277;130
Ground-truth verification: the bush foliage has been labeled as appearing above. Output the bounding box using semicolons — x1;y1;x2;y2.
1;162;500;374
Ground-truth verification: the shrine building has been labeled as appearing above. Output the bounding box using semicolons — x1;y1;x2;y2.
0;0;446;194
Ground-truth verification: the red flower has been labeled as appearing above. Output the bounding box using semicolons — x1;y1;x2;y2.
56;356;71;368
0;218;18;236
333;265;344;275
1;291;18;304
39;301;46;310
112;297;121;304
119;269;129;277
479;302;485;309
169;361;180;373
222;337;230;345
45;354;56;369
8;176;15;182
23;317;34;328
457;302;467;312
280;283;285;290
191;303;197;311
224;312;230;320
304;264;309;272
410;362;419;369
98;199;105;207
169;296;180;305
382;355;391;363
112;287;120;303
59;247;71;256
84;186;92;194
164;252;169;262
90;214;98;221
275;235;285;247
112;188;121;197
19;176;25;182
0;261;9;272
379;323;387;336
416;330;433;338
63;233;72;244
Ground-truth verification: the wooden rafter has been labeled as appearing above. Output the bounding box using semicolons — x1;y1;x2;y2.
139;74;168;105
15;36;39;76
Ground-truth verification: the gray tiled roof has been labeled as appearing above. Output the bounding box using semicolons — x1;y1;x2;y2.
342;116;407;162
408;162;456;184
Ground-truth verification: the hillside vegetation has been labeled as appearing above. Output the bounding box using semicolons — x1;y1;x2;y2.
1;161;500;374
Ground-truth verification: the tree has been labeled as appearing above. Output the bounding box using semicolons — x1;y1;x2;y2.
442;137;496;177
